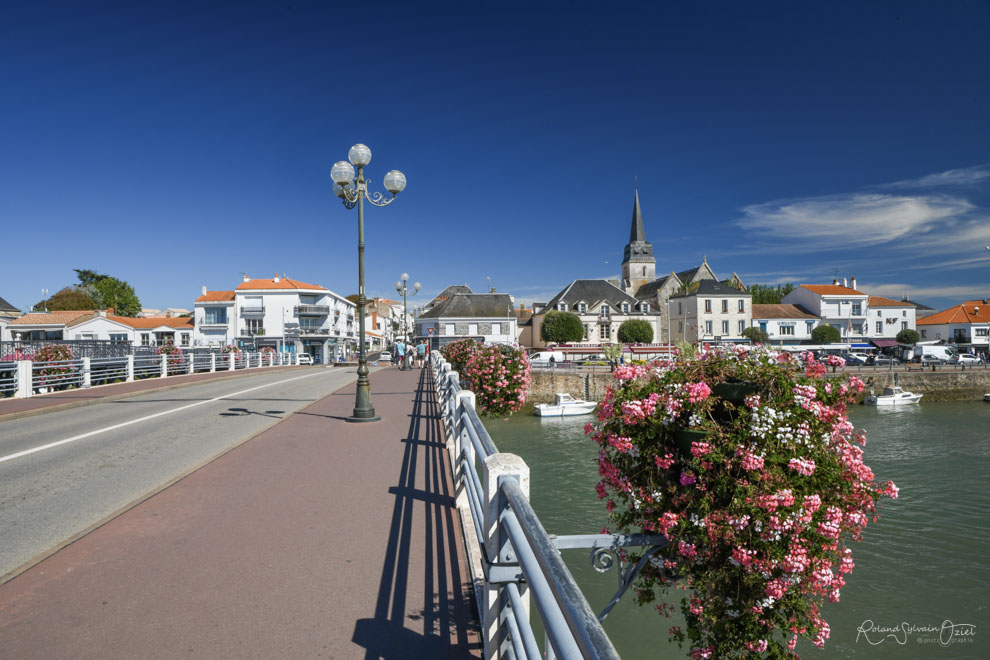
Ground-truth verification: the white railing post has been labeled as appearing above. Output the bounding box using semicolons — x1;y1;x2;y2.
160;354;168;378
126;355;134;382
15;361;33;398
483;453;531;660
229;353;236;371
295;353;300;366
453;390;475;473
210;353;216;373
82;357;92;388
188;352;195;374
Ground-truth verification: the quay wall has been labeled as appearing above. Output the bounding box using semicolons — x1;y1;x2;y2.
528;369;990;404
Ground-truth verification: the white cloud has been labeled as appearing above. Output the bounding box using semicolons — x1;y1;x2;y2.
737;193;972;251
883;165;990;189
857;282;990;303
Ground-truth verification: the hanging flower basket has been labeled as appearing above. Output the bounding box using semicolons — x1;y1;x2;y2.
587;346;899;657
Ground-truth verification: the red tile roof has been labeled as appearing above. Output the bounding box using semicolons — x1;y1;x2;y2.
195;290;236;302
867;296;910;307
917;301;990;325
752;304;818;320
801;284;866;296
236;277;327;291
9;310;94;325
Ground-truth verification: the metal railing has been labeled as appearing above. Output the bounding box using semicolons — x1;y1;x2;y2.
0;363;18;397
32;359;84;391
295;304;330;316
89;357;129;386
431;353;665;659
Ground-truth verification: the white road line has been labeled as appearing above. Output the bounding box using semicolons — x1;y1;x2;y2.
0;371;329;465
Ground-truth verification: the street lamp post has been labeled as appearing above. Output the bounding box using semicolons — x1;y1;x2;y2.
331;143;407;423
395;274;421;370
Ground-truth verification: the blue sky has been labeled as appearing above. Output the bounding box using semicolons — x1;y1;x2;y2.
3;1;989;314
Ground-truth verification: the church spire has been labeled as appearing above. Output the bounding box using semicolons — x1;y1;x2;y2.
629;188;646;243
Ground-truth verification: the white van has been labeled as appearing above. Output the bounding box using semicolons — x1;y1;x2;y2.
917;344;957;363
529;351;565;367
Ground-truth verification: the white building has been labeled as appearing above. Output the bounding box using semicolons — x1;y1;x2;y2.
670;280;751;344
416;292;517;347
193;275;356;363
532;279;662;348
67;311;195;347
865;296;917;348
782;281;869;342
917;299;990;357
750;304;820;344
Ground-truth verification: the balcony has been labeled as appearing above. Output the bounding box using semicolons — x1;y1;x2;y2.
240;307;265;317
238;328;266;337
295;305;330;316
200;318;229;328
299;327;330;336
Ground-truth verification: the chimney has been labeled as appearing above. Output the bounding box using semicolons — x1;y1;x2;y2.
850;276;857;290
242;274;250;283
202;285;208;296
843;277;848;288
274;273;280;283
833;278;839;286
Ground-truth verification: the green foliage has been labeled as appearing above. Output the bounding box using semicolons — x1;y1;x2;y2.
92;277;141;317
540;310;584;343
896;328;920;344
36;287;97;312
74;268;108;286
674;339;696;358
601;343;622;362
811;324;841;344
746;283;795;304
617;319;654;343
741;326;770;344
346;294;360;304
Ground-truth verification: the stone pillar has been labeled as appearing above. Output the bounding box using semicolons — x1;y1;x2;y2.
15;360;32;398
82;357;91;388
229;353;236;371
211;353;216;373
160;354;168;378
188;352;195;374
126;355;134;382
482;453;531;660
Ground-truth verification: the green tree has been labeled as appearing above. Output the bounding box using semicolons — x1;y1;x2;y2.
811;324;841;344
35;287;98;312
741;326;770;344
540;310;584;343
617;319;654;343
746;283;795;304
92;277;141;317
346;294;360;304
74;268;108;286
601;343;622;363
896;328;920;344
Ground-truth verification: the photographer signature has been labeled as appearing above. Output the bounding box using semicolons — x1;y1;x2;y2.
857;619;976;646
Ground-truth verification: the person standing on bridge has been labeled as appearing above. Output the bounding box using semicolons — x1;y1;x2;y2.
416;340;426;368
395;339;406;369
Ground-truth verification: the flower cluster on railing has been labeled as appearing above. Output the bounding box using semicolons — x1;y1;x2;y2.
439;339;531;418
587;346;898;658
157;341;185;375
34;344;74;388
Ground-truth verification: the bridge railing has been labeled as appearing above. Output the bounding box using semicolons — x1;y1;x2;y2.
1;351;303;399
431;352;666;660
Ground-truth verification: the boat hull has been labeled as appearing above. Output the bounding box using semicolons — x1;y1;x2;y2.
534;403;596;417
865;394;923;406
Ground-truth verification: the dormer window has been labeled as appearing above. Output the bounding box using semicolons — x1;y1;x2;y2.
640;303;650;313
558;303;567;312
621;303;630;313
578;303;587;313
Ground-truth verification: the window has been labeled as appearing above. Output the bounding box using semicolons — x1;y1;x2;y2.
578;303;586;313
679;322;684;333
852;303;862;315
599;324;609;340
110;333;128;342
445;323;455;335
704;299;712;313
721;300;728;313
141;333;150;346
704;320;712;335
806;321;815;334
246;318;263;334
738;320;745;334
779;325;795;335
678;302;683;315
601;304;610;315
921;329;927;339
621;303;630;313
901;322;907;330
491;323;501;335
640;303;650;313
759;321;767;332
558;303;567;312
583;324;589;339
79;332;96;340
722;320;729;334
181;333;190;346
738;299;745;312
976;328;989;337
468;323;478;336
204;307;228;324
902;310;907;317
299;294;317;305
877;310;882;317
876;321;883;334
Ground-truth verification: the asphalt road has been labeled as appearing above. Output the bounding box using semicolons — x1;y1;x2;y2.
0;366;363;581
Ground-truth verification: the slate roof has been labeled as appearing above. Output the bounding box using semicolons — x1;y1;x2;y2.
634;274;674;299
419;293;514;319
752;304;818;320
426;285;473;309
671;279;750;299
0;295;18;313
544;279;640;310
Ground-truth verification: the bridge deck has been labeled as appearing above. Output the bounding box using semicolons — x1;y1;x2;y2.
0;366;482;659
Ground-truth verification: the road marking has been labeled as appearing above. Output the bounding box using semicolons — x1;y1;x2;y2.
0;371;329;465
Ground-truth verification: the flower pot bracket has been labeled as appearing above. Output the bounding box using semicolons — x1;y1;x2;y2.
550;533;668;622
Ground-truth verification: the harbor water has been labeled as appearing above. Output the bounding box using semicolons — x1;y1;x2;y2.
487;401;989;659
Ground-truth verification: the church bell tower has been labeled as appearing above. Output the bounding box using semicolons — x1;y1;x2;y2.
621;189;655;295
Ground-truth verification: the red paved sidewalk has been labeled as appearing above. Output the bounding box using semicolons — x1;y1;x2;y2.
0;364;308;420
0;366;481;659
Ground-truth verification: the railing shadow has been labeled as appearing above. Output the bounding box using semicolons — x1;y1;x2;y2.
351;368;481;659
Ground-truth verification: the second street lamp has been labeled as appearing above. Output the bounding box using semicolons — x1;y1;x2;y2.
394;274;420;370
331;143;407;422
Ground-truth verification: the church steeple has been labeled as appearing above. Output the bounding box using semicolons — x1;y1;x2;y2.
621;188;656;294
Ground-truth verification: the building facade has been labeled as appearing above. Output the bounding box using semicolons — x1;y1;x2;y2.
416;292;517;347
750;304;820;344
532;279;662;348
916;299;990;357
669;280;751;344
782;281;869;342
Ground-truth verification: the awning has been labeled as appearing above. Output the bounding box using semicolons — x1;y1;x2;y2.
870;339;899;348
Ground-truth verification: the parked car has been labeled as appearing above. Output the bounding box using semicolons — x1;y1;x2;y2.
842;354;867;366
919;354;946;365
297;353;313;365
379;351;391;362
871;356;899;366
950;353;983;365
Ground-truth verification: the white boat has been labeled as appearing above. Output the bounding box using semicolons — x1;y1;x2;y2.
534;393;597;417
983;394;990;403
865;386;923;406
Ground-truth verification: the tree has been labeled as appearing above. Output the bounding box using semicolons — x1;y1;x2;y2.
617;319;654;343
811;324;841;344
896;328;920;345
346;294;360;304
741;326;769;344
35;287;98;312
746;283;795;304
92;277;141;317
74;268;108;286
540;310;584;343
